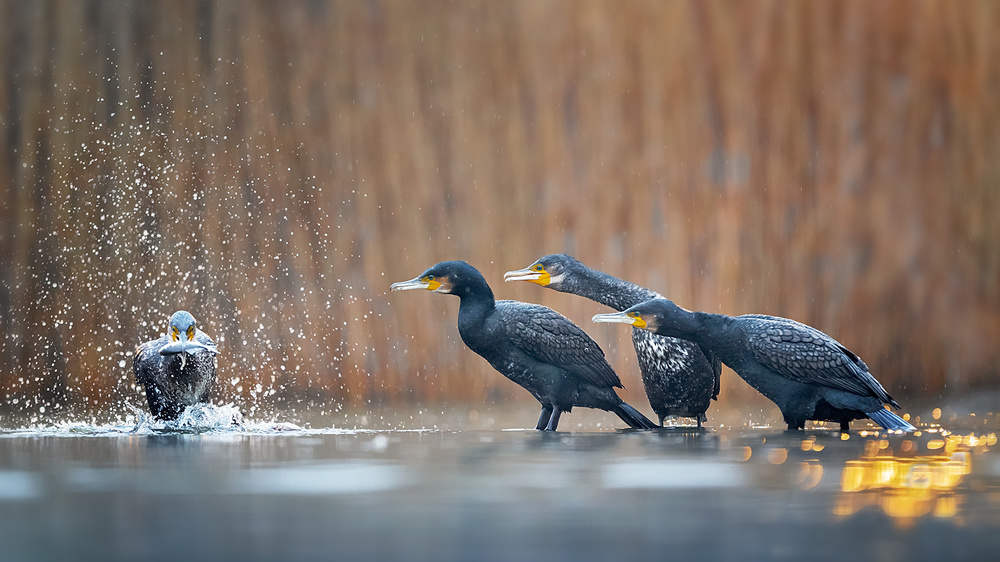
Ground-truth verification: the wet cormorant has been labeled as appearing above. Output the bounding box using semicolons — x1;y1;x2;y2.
593;299;916;432
390;261;657;431
133;310;219;420
504;254;720;427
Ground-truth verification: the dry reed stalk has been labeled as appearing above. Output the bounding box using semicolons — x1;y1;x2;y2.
0;1;998;418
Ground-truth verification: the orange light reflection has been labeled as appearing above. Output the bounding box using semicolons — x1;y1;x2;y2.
835;433;979;524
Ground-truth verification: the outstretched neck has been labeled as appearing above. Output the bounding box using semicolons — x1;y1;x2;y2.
562;266;658;311
686;311;735;347
662;309;733;346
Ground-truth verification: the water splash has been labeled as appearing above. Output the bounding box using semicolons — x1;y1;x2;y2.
0;403;307;436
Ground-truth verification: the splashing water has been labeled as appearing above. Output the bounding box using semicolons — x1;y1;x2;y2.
1;403;305;436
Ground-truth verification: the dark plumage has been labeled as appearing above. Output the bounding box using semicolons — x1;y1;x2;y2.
391;261;657;431
504;254;720;427
133;310;219;420
593;299;916;432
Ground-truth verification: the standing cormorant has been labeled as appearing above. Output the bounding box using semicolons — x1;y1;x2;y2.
593;299;916;432
504;254;721;428
390;261;657;431
133;310;219;420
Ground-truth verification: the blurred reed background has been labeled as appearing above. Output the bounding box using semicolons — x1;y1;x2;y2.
1;0;998;422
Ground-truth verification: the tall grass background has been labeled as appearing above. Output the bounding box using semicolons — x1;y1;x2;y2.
2;1;998;421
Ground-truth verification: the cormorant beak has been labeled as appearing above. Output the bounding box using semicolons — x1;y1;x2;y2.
503;266;550;286
592;311;647;330
390;277;435;292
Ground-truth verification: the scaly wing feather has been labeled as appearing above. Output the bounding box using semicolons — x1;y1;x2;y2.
741;315;896;405
499;301;623;389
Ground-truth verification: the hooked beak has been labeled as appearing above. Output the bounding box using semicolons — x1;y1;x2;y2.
390;277;433;292
391;275;447;292
503;267;549;285
592;311;647;329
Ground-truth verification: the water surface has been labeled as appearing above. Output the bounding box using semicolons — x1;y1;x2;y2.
2;405;999;562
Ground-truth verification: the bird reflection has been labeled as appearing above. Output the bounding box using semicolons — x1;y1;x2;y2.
834;430;988;522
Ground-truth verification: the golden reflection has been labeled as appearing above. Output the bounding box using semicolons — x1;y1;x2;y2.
796;461;824;490
835;431;981;523
935;495;958;518
767;448;788;465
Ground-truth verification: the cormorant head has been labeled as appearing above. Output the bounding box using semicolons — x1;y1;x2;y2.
503;253;581;291
592;298;694;336
390;260;491;299
168;311;198;343
159;310;218;368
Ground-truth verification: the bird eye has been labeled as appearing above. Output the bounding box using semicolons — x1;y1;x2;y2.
171;327;180;341
534;264;544;271
425;275;435;281
186;326;195;340
629;312;642;319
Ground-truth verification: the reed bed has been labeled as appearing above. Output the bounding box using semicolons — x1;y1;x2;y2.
1;1;998;419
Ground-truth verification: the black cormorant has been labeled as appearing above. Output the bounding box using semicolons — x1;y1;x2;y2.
504;254;720;428
593;299;916;432
390;261;657;431
133;310;219;420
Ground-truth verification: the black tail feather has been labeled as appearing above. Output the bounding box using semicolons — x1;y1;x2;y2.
614;402;658;430
867;408;916;432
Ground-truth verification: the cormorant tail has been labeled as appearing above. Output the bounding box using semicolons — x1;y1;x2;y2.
613;402;658;430
867;408;916;432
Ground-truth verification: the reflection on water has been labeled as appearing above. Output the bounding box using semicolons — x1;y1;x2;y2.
0;471;43;500
835;428;995;523
1;409;1000;561
603;459;747;489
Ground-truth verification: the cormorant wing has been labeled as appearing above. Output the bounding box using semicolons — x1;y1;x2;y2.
698;343;723;400
741;315;895;403
498;301;624;389
133;337;163;386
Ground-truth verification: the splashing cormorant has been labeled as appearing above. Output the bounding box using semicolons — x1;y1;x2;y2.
133;310;219;420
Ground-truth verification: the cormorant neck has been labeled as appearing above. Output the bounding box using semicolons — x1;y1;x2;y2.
685;311;734;345
454;276;498;351
652;308;730;343
561;265;658;312
454;277;496;311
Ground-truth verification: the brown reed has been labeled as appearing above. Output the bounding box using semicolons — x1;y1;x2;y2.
1;0;998;419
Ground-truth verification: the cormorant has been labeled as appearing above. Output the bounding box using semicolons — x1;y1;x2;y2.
593;299;916;432
390;261;657;431
504;254;720;428
133;310;219;420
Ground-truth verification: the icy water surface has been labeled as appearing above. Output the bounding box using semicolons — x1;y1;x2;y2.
2;406;999;562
